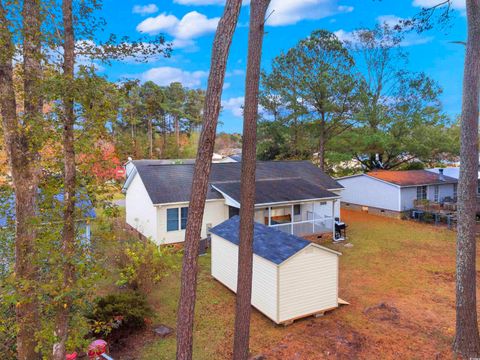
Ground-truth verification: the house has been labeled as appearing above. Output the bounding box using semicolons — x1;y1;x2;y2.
210;216;341;325
427;167;480;195
122;160;344;245
337;169;458;218
0;192;96;241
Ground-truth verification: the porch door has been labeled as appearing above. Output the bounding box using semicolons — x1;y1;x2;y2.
228;206;240;218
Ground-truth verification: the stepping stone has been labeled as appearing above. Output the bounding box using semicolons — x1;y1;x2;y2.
153;325;173;338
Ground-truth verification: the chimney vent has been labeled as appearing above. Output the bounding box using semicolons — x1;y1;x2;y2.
439;168;445;181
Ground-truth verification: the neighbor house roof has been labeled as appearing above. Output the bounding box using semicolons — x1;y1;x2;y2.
210;216;340;264
427;167;480;180
127;160;343;205
211;178;338;206
367;170;457;187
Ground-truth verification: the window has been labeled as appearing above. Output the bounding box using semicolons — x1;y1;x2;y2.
181;207;188;230
434;185;439;202
453;184;458;199
167;207;189;231
416;186;427;200
167;208;179;232
293;204;301;215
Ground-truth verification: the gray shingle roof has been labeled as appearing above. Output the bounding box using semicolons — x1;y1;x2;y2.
212;178;338;205
131;160;343;205
210;216;312;264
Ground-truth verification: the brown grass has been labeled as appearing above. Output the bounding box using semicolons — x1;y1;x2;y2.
115;210;480;360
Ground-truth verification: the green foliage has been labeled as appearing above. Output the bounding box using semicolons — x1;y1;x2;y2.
85;291;153;336
0;300;16;360
115;238;180;294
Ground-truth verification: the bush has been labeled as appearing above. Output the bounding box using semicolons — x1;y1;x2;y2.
115;238;179;293
85;291;153;337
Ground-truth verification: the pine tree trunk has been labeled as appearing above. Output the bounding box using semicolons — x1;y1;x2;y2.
175;1;242;359
233;1;270;359
52;0;75;358
0;1;42;358
318;134;326;171
148;118;153;158
453;0;480;357
175;115;180;151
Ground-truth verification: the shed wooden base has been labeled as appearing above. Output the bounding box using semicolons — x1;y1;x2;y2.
279;306;337;326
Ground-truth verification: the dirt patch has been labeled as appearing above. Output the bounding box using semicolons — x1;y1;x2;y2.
364;302;400;324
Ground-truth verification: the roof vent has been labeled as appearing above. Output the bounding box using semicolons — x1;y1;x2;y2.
439;168;445;181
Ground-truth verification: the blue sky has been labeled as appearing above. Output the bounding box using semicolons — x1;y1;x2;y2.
97;0;467;133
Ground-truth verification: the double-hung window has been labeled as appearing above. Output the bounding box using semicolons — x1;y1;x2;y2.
167;207;189;232
453;184;458;199
434;185;439;202
416;186;427;200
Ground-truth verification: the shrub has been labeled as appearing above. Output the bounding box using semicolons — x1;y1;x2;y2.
115;238;179;293
85;290;152;337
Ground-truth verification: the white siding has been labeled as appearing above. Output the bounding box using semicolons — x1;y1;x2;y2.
400;184;456;210
278;245;338;322
337;175;400;211
211;234;278;321
125;174;158;241
157;200;228;244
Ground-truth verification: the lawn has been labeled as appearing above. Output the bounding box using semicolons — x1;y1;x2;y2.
116;210;480;359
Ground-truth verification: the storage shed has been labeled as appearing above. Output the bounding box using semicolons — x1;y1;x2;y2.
210;216;341;325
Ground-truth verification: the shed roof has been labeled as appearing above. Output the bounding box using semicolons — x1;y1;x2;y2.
130;160;343;205
211;178;338;206
210;216;339;264
367;170;457;187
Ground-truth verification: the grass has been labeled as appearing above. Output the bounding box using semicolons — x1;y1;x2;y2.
117;210;480;359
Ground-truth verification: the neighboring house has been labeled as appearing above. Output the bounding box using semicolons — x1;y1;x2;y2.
427;167;480;195
210;216;341;325
337;169;458;218
122;160;344;245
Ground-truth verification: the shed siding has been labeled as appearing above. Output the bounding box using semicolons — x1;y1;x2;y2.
125;174;158;242
278;246;338;322
211;234;278;321
337;176;400;211
157;200;228;244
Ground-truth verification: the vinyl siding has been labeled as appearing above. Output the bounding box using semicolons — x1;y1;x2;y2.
125;174;158;242
157;200;228;244
211;234;278;322
400;183;456;211
337;175;400;211
278;246;338;323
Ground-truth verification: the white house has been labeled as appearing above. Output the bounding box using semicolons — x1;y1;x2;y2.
427;167;480;195
210;216;341;324
337;169;458;218
122;160;344;244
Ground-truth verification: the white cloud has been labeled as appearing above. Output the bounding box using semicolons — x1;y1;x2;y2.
412;0;465;10
266;0;353;26
132;4;159;15
136;11;219;50
335;15;433;47
141;66;208;87
173;0;250;5
223;82;231;90
222;96;244;117
136;11;219;37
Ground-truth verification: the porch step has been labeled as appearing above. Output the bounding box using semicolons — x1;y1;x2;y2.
334;237;345;242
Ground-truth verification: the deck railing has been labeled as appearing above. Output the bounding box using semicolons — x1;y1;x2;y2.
269;216;333;236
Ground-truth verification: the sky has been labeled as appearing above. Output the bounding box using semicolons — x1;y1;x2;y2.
96;0;468;133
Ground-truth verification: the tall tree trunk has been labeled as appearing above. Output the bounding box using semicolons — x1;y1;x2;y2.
0;1;43;359
318;114;326;170
52;0;76;358
232;1;270;359
148;118;153;158
175;0;242;359
175;114;180;153
453;0;480;357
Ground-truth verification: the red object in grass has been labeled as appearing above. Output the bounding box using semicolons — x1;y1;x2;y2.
66;352;77;360
87;339;108;358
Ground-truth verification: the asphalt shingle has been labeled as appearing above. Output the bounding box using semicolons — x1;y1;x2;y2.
209;216;311;264
132;160;343;205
